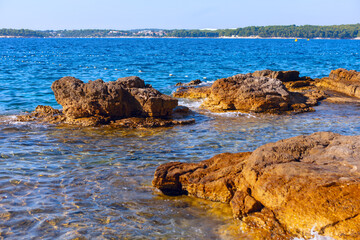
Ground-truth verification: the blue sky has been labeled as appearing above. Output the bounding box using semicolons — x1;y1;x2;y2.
0;0;359;30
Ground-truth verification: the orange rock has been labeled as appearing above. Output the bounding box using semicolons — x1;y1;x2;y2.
17;76;194;127
316;68;360;98
174;73;320;114
153;132;360;239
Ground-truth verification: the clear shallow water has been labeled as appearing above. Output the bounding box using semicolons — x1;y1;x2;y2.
0;39;360;239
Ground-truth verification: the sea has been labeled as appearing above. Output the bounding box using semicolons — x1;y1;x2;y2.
0;38;359;239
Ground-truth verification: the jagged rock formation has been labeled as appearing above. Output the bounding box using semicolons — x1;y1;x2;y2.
316;68;360;98
18;76;194;127
174;73;324;114
51;76;177;119
153;132;360;239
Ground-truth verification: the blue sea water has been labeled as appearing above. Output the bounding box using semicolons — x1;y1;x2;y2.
0;38;360;239
0;38;359;113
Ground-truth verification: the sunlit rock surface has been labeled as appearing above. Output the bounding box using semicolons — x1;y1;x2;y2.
153;132;360;239
52;76;177;119
18;76;194;127
316;68;360;98
174;73;323;114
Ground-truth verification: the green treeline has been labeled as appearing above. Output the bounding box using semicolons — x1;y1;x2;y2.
0;28;48;37
169;24;360;39
0;24;359;39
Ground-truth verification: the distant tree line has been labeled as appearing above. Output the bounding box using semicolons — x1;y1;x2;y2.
168;24;360;39
0;28;48;37
0;24;359;39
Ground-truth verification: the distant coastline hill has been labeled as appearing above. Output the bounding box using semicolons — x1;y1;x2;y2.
1;24;359;39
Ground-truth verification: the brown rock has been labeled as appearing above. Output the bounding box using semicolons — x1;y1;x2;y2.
173;86;211;99
17;76;195;127
110;117;195;128
316;69;360;98
175;79;202;87
172;106;191;116
173;71;325;114
202;74;295;113
252;70;300;82
153;132;360;239
51;76;178;120
17;105;66;124
18;106;195;128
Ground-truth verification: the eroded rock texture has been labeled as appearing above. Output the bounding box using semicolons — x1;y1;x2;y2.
153;132;360;239
316;68;360;98
18;76;195;127
52;76;178;119
174;73;323;114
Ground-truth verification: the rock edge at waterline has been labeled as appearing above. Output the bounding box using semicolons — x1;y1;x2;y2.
174;70;326;114
174;69;360;114
17;76;195;127
153;132;360;239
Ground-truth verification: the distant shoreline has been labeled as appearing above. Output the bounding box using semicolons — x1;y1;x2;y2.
0;36;359;40
1;24;359;39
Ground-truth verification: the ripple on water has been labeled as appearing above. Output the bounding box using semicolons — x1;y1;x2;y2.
0;101;359;238
0;38;360;239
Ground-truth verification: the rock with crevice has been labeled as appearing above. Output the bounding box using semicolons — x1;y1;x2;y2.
316;68;360;98
18;76;195;127
52;76;178;119
252;69;300;82
175;73;321;114
153;132;360;239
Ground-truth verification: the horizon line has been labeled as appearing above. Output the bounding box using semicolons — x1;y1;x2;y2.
1;23;360;31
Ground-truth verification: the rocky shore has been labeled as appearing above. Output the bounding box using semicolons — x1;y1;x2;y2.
18;76;194;127
315;68;360;98
174;69;360;114
14;68;360;238
153;132;360;239
18;69;360;127
153;68;360;239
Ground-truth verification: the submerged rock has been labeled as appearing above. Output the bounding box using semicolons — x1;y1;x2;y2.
18;76;195;127
175;73;321;114
316;68;360;98
153;132;360;239
110;117;195;128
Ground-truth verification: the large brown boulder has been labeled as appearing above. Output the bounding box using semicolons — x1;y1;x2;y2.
175;74;320;114
252;69;300;82
153;132;360;239
51;76;178;119
316;68;360;98
17;76;195;127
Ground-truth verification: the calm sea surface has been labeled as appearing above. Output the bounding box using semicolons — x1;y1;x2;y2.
0;38;360;239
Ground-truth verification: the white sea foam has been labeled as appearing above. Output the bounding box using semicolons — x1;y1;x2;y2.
0;115;45;128
178;99;204;109
198;80;215;86
178;99;256;118
0;115;18;123
208;111;256;118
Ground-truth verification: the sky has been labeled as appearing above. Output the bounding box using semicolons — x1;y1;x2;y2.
0;0;359;30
